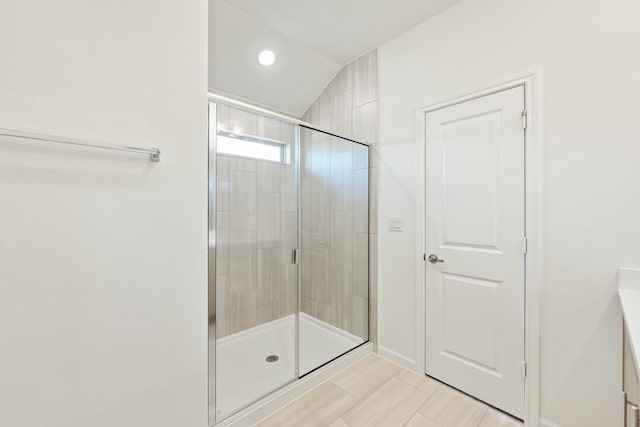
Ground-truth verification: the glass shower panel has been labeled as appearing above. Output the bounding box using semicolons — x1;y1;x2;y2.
213;104;298;421
299;126;369;376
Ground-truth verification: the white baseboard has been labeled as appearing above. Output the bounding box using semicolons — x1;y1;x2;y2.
539;417;561;427
377;345;417;371
216;343;373;427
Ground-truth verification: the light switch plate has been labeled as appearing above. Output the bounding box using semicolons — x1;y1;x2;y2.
388;216;404;232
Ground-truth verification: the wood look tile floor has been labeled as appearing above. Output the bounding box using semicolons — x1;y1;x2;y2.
257;354;523;427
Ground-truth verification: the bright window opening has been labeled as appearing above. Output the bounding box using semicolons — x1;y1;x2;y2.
217;131;288;164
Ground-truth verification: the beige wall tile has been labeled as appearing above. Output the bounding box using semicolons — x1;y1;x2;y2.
353;100;379;145
280;122;296;145
234;288;258;332
228;156;257;172
330;212;353;272
280;163;296;211
332;90;353;139
258;227;279;250
229;106;257;135
369;166;379;234
257;161;281;192
311;192;330;235
329;269;353;331
282;264;297;315
229;170;257;231
331;133;353;154
229;230;257;293
257;247;282;306
343;377;429;427
353;169;369;233
353;232;368;297
353;295;368;339
330;63;352;97
302;140;313;178
330;151;353;212
257;300;284;325
309;247;330;305
369;234;378;301
300;298;330;323
280;211;297;262
352;50;378;107
257;192;280;233
217;276;258;336
300;247;312;298
301;177;312;231
352;140;370;171
310;141;331;192
315;89;332;130
256;115;281;141
369;298;378;349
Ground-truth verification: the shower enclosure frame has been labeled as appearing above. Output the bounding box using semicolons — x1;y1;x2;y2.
207;93;371;426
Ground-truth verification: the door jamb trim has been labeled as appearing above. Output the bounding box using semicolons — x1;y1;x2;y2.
414;69;542;427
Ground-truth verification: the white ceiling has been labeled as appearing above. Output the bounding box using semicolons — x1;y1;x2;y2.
209;0;463;116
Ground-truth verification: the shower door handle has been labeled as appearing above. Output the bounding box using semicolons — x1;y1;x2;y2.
291;248;300;265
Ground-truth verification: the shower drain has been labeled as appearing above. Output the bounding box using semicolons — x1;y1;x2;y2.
265;354;279;363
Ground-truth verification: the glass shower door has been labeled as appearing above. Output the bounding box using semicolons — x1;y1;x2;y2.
298;126;369;375
212;103;298;421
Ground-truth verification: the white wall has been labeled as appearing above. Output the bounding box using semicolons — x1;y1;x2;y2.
378;0;640;426
0;2;208;426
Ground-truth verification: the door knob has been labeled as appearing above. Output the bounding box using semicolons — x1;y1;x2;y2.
428;254;444;264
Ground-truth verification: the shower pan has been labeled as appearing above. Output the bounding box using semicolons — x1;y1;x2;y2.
208;98;370;424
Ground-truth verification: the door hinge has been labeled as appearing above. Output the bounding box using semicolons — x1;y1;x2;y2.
292;248;300;265
523;237;528;254
521;362;527;379
522;110;528;130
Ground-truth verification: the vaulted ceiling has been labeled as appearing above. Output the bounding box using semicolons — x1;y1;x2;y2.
209;0;463;117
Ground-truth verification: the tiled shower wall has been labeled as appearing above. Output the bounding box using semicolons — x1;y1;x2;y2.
299;128;369;339
301;49;379;346
215;104;297;338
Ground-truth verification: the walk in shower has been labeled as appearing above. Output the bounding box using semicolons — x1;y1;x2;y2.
208;99;370;424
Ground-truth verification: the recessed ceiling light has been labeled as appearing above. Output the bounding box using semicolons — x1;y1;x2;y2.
258;49;276;66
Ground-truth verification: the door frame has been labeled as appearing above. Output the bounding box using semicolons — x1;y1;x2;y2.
414;70;542;427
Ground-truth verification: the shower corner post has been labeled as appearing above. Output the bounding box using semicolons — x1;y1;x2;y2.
294;123;301;380
367;143;372;349
207;101;217;426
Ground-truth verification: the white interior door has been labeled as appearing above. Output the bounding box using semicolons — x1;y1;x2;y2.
424;86;525;418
